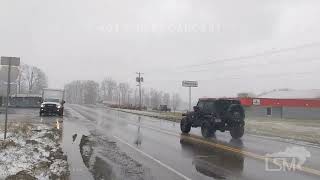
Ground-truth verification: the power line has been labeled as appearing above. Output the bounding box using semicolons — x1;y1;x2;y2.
178;57;320;73
176;42;320;69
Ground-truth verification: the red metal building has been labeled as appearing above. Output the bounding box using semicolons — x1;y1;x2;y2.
239;89;320;120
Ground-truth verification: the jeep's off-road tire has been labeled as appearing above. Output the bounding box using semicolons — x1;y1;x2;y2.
201;121;213;138
230;125;244;139
180;117;191;134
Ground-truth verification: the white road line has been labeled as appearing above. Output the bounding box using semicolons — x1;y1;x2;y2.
113;135;192;180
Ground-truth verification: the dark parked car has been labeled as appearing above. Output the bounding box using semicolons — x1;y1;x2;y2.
159;105;171;112
180;98;245;139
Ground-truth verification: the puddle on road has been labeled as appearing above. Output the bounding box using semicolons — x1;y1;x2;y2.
180;136;244;180
79;131;153;180
61;120;94;180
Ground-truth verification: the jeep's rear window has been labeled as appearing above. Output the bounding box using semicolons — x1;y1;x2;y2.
203;101;215;113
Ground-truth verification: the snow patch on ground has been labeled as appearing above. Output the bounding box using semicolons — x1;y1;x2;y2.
50;159;69;176
0;123;69;179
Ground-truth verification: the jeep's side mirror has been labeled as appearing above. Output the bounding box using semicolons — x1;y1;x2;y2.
62;100;66;104
193;106;199;111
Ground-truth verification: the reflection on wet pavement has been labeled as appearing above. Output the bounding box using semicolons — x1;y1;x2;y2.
134;116;143;146
79;132;153;180
180;135;244;179
67;105;320;180
72;134;78;143
60;113;93;180
56;119;60;129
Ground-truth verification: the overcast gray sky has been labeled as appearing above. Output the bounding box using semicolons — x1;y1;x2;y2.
1;0;320;101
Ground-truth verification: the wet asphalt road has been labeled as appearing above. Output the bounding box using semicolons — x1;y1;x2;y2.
65;104;320;180
3;106;320;180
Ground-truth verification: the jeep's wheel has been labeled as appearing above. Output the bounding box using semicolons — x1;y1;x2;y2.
201;121;213;138
230;126;244;139
180;117;191;133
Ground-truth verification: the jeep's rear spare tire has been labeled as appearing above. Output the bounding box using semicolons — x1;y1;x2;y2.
180;117;191;133
230;126;244;139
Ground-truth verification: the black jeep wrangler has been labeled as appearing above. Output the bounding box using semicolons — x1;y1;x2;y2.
180;98;245;139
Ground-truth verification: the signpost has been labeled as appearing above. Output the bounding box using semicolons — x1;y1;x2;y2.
182;80;198;111
1;56;20;140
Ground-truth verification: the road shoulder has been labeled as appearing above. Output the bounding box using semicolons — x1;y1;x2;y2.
0;122;69;179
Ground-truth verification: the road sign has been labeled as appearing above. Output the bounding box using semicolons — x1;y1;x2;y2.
182;80;198;111
1;56;20;66
182;80;198;87
0;66;19;82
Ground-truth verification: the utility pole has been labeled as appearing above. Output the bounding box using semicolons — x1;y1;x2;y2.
136;72;144;110
118;87;121;108
4;61;11;139
189;87;191;111
1;56;20;140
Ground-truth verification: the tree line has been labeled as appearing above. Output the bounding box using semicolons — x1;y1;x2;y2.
65;77;182;111
8;64;48;95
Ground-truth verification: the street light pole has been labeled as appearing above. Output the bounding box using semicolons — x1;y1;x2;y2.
189;87;191;111
1;56;20;140
4;61;11;139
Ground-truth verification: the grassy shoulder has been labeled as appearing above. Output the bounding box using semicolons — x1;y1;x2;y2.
246;118;320;144
113;108;183;122
113;108;320;145
0;122;69;179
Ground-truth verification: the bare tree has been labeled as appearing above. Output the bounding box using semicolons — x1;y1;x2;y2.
65;80;99;104
101;77;117;101
163;93;170;106
143;88;150;107
17;64;27;94
32;67;48;94
127;88;133;105
22;64;48;94
171;93;181;112
134;88;138;106
24;65;35;93
119;82;130;105
65;80;83;104
150;89;162;108
83;80;99;104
